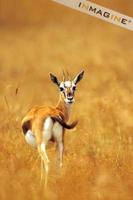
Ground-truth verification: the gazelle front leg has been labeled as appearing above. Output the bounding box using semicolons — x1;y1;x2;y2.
57;141;64;167
53;121;64;167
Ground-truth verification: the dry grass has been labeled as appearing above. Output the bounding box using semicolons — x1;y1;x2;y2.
0;1;133;200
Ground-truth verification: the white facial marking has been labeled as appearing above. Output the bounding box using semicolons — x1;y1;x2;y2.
65;98;74;104
72;82;76;87
64;81;72;88
60;82;65;88
59;80;76;104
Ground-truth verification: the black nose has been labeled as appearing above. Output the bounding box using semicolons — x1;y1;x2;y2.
68;92;72;97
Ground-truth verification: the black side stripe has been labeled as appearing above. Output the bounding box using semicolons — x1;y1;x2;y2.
51;117;78;129
22;121;31;135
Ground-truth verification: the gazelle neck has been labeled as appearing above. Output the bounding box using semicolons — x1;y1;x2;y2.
56;94;72;122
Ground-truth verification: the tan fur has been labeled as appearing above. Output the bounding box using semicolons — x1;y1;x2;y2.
21;71;84;185
21;95;70;145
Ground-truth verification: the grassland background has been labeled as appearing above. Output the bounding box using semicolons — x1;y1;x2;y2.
0;0;133;200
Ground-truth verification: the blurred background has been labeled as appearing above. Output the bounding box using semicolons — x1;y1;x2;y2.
0;0;133;200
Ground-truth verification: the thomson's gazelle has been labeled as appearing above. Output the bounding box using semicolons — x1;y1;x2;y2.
21;70;84;177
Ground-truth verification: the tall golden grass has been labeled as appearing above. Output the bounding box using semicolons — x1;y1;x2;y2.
0;1;133;200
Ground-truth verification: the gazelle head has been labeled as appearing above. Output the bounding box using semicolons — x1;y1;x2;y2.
50;70;84;104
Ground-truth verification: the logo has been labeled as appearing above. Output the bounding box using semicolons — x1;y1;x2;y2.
52;0;133;31
78;1;131;26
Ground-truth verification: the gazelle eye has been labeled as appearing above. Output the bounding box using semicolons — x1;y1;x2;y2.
60;87;64;91
73;86;76;91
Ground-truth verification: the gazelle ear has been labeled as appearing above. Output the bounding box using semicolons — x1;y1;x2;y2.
50;73;60;86
73;70;84;85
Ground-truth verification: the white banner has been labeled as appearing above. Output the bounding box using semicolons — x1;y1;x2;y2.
51;0;133;31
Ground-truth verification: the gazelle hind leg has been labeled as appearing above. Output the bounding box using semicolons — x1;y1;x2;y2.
38;144;49;171
41;143;50;164
37;117;53;186
39;116;54;166
38;143;49;187
53;122;64;167
40;158;45;183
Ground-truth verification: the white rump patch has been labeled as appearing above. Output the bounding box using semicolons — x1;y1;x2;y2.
44;117;53;130
43;117;54;142
25;130;36;147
